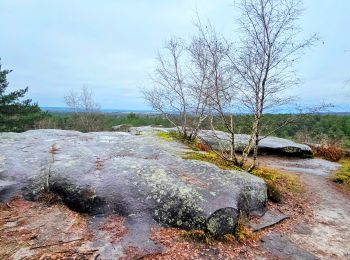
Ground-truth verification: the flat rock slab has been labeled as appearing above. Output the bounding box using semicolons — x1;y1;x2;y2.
0;129;267;258
130;126;312;158
199;130;312;158
261;232;318;260
261;157;341;176
250;211;289;232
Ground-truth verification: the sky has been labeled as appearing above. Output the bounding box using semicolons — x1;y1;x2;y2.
0;0;349;111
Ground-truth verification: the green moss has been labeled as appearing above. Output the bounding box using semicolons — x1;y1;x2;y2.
332;159;350;187
251;167;302;202
183;152;241;171
156;132;174;141
181;213;255;244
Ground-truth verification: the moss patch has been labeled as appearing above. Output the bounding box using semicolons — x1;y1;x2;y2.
180;214;255;245
157;132;174;141
156;130;186;142
183;152;241;171
332;159;350;188
251;167;302;202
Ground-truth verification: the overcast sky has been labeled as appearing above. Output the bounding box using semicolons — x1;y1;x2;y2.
0;0;349;111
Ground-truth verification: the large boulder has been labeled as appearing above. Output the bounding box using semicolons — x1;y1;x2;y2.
0;129;267;255
129;127;312;157
198;130;312;158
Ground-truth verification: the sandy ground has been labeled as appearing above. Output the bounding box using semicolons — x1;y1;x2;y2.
261;156;350;259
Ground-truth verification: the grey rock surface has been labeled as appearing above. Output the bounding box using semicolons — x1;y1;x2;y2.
249;211;289;231
0;129;267;257
199;130;312;158
129;126;312;157
261;232;318;260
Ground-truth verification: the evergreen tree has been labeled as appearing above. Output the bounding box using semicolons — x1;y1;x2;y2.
0;59;45;132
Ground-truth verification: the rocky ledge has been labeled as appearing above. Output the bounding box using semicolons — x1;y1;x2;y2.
0;129;267;258
199;130;312;158
127;127;312;158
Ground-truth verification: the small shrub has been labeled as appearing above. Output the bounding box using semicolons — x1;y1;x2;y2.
310;141;344;162
332;159;350;187
196;142;210;152
266;182;282;203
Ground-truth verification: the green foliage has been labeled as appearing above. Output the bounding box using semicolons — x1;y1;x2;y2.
332;159;350;188
34;112;350;148
0;59;45;132
206;113;350;149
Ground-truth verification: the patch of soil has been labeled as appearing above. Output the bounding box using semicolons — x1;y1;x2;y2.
0;197;97;259
99;215;128;243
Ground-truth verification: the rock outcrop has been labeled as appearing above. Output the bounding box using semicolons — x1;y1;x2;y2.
129;126;312;157
198;130;312;158
111;124;132;132
0;129;267;257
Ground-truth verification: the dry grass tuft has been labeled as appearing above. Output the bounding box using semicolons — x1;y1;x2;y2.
180;229;213;245
252;166;302;202
233;214;257;242
196;142;210;152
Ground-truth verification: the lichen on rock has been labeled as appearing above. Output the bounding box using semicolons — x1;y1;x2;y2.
0;129;267;257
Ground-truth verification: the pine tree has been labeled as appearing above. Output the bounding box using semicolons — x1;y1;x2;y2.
0;59;45;132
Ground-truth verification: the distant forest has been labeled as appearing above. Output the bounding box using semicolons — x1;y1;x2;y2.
36;112;350;149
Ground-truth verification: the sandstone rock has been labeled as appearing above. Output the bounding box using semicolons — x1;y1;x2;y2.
128;127;312;157
0;129;267;256
261;232;317;260
198;130;312;158
111;124;132;132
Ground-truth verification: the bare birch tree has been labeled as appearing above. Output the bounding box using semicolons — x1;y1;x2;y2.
189;22;241;164
64;86;103;132
228;0;318;170
143;37;210;141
